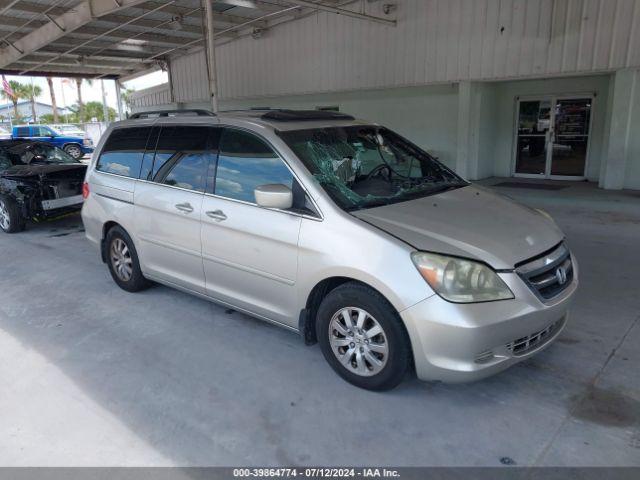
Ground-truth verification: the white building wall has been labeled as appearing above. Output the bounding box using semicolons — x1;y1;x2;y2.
220;85;460;169
169;0;640;101
624;70;640;189
490;74;612;181
170;52;209;103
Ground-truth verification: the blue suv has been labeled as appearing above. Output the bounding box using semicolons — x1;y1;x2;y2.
11;125;94;159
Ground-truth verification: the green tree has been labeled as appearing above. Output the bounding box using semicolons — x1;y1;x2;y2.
39;113;54;124
0;80;31;119
26;84;42;122
121;87;135;115
81;101;116;122
46;77;59;123
75;78;94;122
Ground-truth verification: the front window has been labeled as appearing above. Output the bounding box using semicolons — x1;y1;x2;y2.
278;126;466;210
35;126;53;137
215;128;293;203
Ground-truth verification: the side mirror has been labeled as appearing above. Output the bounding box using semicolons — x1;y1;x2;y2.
254;184;293;209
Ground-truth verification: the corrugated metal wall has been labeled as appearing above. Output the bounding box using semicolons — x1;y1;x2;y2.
171;52;209;103
168;0;640;101
130;83;171;108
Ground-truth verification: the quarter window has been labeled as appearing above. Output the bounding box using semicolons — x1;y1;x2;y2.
215;129;293;203
150;126;218;192
96;127;152;178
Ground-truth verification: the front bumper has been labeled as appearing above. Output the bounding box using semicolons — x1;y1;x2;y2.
81;145;94;154
400;261;579;383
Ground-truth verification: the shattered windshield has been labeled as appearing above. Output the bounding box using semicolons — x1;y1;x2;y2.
279;125;467;210
2;142;78;165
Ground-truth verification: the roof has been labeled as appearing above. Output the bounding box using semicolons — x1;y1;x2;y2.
0;1;393;80
0;100;73;111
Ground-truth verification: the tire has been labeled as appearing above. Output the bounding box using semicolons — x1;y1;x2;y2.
316;282;411;391
0;195;26;233
105;225;151;292
64;144;83;159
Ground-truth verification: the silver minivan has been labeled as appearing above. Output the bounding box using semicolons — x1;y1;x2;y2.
82;109;578;390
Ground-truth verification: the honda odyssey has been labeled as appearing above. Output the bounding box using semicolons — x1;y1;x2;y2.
81;109;578;390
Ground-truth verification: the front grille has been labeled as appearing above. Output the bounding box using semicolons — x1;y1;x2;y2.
506;318;564;356
516;243;573;301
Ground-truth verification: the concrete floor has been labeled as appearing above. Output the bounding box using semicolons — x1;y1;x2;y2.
0;179;639;467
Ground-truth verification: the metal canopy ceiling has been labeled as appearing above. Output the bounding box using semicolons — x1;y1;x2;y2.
0;0;395;80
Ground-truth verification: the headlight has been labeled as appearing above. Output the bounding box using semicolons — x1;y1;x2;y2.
411;252;514;303
535;208;553;220
83;138;92;146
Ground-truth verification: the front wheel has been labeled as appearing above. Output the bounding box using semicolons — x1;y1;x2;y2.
0;195;26;233
64;144;83;159
316;282;412;391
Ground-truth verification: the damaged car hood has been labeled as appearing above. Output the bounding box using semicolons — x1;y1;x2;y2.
351;185;564;269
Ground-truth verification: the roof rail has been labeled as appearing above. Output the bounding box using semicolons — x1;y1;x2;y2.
129;109;215;119
260;109;355;121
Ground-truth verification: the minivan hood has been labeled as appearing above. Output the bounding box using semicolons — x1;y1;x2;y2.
351;185;564;269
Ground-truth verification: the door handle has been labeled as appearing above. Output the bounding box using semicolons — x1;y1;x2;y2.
175;202;194;213
205;209;227;221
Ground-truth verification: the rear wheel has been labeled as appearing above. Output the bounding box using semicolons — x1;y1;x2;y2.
316;282;411;391
0;195;26;233
64;144;83;159
105;226;151;292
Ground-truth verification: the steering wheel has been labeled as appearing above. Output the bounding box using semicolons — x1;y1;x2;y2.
365;163;392;182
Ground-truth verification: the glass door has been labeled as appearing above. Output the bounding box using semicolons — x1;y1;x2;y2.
514;96;591;179
514;99;551;176
550;98;591;177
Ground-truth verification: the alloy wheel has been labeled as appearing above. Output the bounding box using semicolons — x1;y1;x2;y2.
328;307;389;377
66;145;82;158
0;200;10;231
110;238;133;282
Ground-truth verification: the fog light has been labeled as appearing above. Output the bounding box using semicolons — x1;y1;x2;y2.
474;350;495;364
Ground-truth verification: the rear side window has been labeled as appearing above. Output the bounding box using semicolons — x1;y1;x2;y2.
215;129;293;203
96;127;152;178
16;127;29;137
149;126;219;192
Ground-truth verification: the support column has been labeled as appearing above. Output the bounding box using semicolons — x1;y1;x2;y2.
114;80;124;120
600;69;638;190
203;0;219;113
100;79;109;122
456;82;482;180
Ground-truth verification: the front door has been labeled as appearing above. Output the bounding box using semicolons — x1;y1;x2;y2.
514;96;592;179
200;127;302;327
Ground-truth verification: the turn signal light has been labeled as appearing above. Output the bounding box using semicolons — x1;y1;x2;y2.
82;182;90;199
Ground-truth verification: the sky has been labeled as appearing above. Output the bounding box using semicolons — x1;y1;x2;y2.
1;70;168;110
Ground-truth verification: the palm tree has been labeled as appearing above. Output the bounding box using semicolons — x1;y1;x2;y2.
27;83;42;122
75;78;93;122
0;80;30;119
46;77;59;123
121;87;135;115
76;78;84;122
